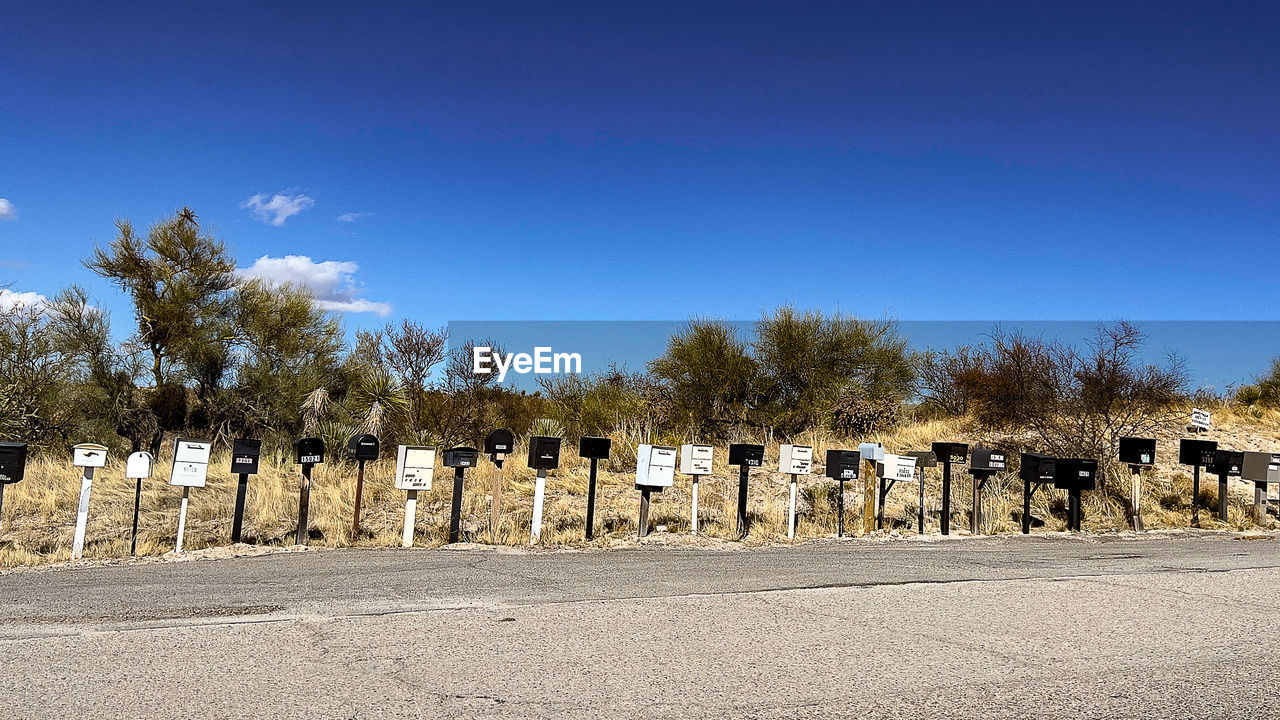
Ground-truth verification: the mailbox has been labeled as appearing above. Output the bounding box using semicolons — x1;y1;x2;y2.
347;434;380;462
125;451;154;480
858;442;885;465
779;444;813;475
231;438;262;475
905;451;937;469
295;438;325;465
1242;452;1280;483
824;449;860;480
1119;437;1156;466
485;429;514;456
969;448;1007;476
1179;438;1218;467
0;442;28;484
527;436;562;470
680;444;714;475
878;454;917;482
635;444;677;488
395;445;437;490
728;443;764;467
443;446;478;468
1020;453;1057;483
72;443;108;468
170;438;212;488
1054;458;1098;491
931;442;969;464
579;436;612;460
1211;449;1244;477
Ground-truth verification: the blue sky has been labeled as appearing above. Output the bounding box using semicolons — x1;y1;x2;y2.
2;1;1278;333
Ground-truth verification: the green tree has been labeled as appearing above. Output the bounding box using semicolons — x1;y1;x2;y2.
649;319;757;437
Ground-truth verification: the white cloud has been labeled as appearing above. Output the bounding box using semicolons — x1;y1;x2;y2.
240;192;314;226
0;289;48;311
0;198;16;221
336;212;370;223
237;255;391;316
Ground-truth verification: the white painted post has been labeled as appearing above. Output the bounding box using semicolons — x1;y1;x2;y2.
71;467;95;560
788;475;798;539
690;479;699;535
175;487;190;553
530;468;547;544
402;489;418;548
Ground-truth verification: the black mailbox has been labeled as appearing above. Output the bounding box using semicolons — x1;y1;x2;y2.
969;447;1007;476
1054;458;1098;491
931;442;970;464
824;449;861;479
1211;449;1244;477
485;429;514;456
1119;437;1156;466
527;436;562;470
728;443;765;467
231;438;262;475
443;446;479;468
295;437;325;465
347;434;380;461
1019;453;1057;483
905;450;937;469
1179;438;1218;467
579;436;612;460
0;442;28;484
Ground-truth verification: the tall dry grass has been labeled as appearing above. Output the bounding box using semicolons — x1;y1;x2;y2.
1;414;1276;568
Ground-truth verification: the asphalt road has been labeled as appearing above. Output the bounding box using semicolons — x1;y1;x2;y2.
2;532;1278;719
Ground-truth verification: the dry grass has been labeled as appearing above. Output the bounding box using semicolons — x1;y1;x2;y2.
2;414;1278;568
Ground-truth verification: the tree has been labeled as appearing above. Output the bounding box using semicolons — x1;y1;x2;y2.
649;319;757;437
84;208;236;389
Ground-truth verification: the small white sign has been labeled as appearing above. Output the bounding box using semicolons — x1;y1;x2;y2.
779;444;813;475
636;444;677;488
1190;408;1212;431
125;451;154;479
170;438;212;488
72;443;108;468
894;454;918;482
680;444;714;475
396;445;437;490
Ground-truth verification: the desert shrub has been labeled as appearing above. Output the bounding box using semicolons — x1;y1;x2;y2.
648;319;757;438
1236;358;1280;410
831;395;900;436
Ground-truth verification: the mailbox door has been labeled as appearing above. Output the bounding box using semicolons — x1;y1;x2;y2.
0;442;28;484
779;444;812;475
527;437;562;470
125;452;154;480
728;444;764;467
231;438;262;475
484;429;514;455
824;450;859;480
72;444;109;468
931;442;969;464
1178;439;1217;466
348;434;380;461
396;445;436;490
579;436;612;460
1118;437;1156;466
680;444;714;475
296;438;325;465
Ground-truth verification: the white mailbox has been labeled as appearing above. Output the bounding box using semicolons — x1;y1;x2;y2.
680;444;714;475
859;442;885;465
125;451;154;480
395;445;437;490
170;438;212;488
779;444;813;475
72;443;108;468
636;444;677;488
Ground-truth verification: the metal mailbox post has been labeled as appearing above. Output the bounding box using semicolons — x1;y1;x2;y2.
825;449;859;538
635;444;677;537
1118;437;1156;532
443;446;478;543
875;453;919;531
1179;438;1218;527
347;434;380;539
1211;450;1244;523
904;451;937;534
484;429;514;539
70;443;108;560
229;438;262;543
527;436;562;544
1241;451;1280;522
1054;457;1097;531
858;443;885;534
579;436;612;540
680;444;714;534
395;445;436;547
779;444;813;539
931;442;969;536
728;443;764;538
294;438;325;545
170;438;212;553
1019;452;1057;534
967;448;1006;535
125;451;154;555
0;442;29;531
